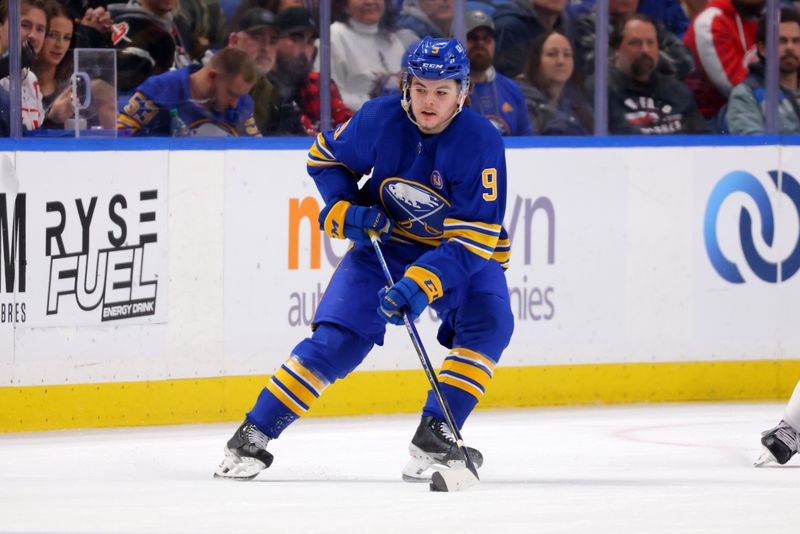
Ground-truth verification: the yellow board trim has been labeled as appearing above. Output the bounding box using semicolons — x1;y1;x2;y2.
2;359;800;432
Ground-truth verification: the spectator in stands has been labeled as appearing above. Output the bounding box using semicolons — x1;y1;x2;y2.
0;0;47;130
179;0;226;57
601;13;708;134
727;8;800;134
227;8;282;134
32;0;75;128
465;9;532;135
494;0;573;79
576;0;694;79
684;0;763;120
683;0;711;20
265;6;353;135
70;4;114;49
108;0;194;92
328;0;418;112
87;79;118;129
521;29;593;134
397;0;455;39
569;0;691;38
117;46;260;136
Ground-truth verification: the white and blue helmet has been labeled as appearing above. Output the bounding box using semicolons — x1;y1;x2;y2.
401;36;471;127
405;36;470;87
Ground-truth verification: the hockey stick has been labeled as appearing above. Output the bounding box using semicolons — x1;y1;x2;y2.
368;231;480;492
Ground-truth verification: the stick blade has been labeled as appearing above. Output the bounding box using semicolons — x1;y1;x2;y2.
429;468;480;492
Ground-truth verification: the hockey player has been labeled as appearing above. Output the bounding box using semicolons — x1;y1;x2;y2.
755;380;800;466
215;36;514;481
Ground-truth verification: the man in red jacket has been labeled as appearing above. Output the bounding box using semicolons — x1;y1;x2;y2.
683;0;764;119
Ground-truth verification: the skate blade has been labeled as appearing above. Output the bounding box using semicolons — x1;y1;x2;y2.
754;448;778;467
213;448;266;480
429;468;480;492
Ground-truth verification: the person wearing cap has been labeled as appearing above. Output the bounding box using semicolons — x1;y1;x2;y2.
327;0;419;112
265;6;353;135
227;7;282;132
466;9;533;136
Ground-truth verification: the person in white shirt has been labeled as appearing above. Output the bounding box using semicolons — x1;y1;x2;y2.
0;0;47;131
327;0;418;112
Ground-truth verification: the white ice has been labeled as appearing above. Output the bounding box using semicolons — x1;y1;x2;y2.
0;403;796;534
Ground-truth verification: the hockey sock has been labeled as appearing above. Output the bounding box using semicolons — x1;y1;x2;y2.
783;380;800;432
422;348;496;429
247;355;330;439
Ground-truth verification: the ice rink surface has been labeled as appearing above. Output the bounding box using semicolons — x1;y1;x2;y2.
0;402;797;534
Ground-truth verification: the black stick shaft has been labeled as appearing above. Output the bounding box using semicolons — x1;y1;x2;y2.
369;234;479;480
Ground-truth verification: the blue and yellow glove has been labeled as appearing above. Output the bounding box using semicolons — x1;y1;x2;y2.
378;266;443;325
319;200;393;245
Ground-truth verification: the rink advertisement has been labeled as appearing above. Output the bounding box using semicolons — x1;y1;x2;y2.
4;141;800;432
0;151;168;329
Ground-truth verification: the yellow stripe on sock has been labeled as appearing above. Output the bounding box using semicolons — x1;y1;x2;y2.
274;367;318;408
266;379;305;416
441;359;492;390
440;374;484;399
285;357;328;393
451;348;496;372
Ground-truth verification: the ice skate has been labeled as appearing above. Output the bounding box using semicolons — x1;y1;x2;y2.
755;420;800;467
402;416;483;482
214;419;274;480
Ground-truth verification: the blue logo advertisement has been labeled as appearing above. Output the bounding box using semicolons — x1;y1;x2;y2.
704;170;800;283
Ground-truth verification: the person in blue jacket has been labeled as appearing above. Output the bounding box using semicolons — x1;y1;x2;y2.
465;8;533;135
215;36;515;483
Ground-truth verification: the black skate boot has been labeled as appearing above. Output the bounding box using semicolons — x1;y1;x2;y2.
214;419;274;480
402;416;483;482
755;420;800;466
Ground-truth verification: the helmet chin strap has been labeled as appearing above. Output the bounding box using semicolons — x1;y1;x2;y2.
401;80;468;135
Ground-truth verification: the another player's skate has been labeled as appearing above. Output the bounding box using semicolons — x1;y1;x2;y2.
402;416;483;482
754;420;800;467
214;419;274;480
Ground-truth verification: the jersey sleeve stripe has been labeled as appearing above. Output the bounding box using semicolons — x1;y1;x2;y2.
117;115;140;129
449;237;495;259
444;218;502;234
444;228;500;249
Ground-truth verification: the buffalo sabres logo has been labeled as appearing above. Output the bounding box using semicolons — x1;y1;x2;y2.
430;170;443;189
380;178;449;240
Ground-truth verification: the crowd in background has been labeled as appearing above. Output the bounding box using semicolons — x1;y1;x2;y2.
0;0;798;136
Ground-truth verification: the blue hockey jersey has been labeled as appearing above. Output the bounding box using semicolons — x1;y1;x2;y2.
307;95;511;295
117;65;260;136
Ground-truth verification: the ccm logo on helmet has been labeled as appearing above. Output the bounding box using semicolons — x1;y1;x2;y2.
421;63;441;69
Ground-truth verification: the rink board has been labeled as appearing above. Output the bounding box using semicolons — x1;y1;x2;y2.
2;138;800;431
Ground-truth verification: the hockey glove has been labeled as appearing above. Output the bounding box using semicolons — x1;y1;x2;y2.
378;266;443;325
378;277;429;325
320;200;392;245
